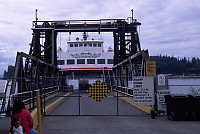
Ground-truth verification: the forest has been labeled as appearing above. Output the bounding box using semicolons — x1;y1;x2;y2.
150;55;200;75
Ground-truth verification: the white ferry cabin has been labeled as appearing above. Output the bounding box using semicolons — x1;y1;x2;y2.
57;36;114;89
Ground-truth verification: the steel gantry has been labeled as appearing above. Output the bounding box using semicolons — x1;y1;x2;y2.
4;15;150;114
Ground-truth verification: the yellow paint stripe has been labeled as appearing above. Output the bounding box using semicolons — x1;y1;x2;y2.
25;92;63;110
30;92;72;129
113;92;152;114
44;92;73;115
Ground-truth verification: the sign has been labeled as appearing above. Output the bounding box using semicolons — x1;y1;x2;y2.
71;52;101;58
158;74;165;85
87;79;110;103
146;61;156;76
128;81;133;89
133;76;154;104
157;90;170;111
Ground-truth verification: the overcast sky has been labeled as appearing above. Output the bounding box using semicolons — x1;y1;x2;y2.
0;0;200;75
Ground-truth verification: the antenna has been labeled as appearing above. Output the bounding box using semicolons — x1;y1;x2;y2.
35;9;38;23
131;9;134;22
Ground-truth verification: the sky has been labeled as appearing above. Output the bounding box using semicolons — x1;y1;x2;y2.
0;0;200;75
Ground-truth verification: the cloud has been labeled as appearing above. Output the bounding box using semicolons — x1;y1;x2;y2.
0;0;200;75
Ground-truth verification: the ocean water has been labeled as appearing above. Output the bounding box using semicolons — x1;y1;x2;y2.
0;80;7;92
169;78;200;94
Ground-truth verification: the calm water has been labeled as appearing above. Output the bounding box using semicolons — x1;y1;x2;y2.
169;78;200;94
0;80;7;92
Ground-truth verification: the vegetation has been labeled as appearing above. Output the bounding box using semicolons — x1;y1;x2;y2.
150;55;200;75
3;65;14;79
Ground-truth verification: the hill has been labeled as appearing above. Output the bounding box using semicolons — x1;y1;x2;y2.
150;55;200;75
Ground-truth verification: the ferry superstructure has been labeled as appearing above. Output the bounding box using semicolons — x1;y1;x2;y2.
57;36;114;89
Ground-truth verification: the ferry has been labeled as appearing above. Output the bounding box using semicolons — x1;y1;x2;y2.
57;34;114;89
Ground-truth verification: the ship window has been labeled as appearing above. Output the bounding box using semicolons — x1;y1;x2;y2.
75;44;78;47
93;43;97;47
70;44;73;47
87;59;95;64
77;59;85;64
89;43;92;47
57;60;65;65
98;43;101;47
97;59;105;64
84;43;87;47
79;43;83;47
107;59;113;64
67;59;75;65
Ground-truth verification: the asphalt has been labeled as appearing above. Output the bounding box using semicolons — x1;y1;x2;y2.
41;92;200;134
49;92;148;116
1;92;200;134
42;116;200;134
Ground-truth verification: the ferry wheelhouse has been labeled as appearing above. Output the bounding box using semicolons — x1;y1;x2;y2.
57;36;114;89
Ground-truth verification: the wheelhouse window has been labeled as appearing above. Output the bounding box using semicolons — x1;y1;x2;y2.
79;43;83;47
98;43;101;47
70;44;73;47
75;43;78;47
97;59;105;64
84;43;87;47
93;43;97;47
57;60;65;65
67;59;75;65
77;59;85;64
107;59;113;64
89;43;92;47
87;59;95;64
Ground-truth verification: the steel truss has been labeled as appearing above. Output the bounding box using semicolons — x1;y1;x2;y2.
4;16;148;114
5;52;59;114
112;50;150;96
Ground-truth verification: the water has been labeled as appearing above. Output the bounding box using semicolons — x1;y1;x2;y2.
169;78;200;94
0;80;7;93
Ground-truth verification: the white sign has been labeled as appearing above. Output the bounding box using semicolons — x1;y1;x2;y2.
128;81;133;89
133;77;154;104
157;90;170;111
158;74;165;86
70;52;101;58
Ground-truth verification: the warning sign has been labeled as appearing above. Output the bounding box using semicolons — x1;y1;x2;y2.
157;90;170;111
158;74;165;86
128;81;133;89
133;77;154;104
87;79;110;103
146;61;156;76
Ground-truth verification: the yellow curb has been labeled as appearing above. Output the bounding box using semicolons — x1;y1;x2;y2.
114;92;152;114
30;92;72;129
31;108;38;129
44;92;73;115
25;92;63;110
